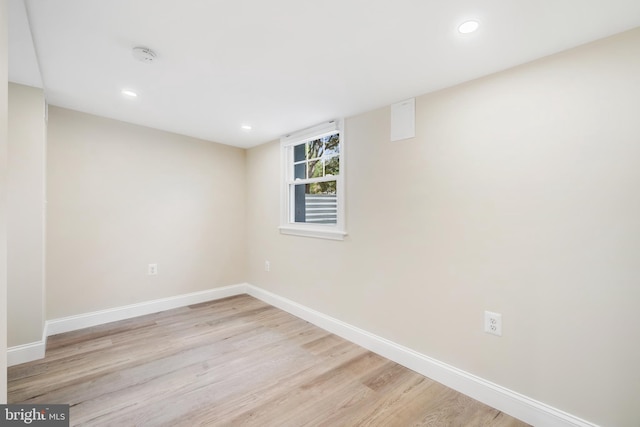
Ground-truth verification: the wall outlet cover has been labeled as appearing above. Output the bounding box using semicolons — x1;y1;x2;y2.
484;311;502;336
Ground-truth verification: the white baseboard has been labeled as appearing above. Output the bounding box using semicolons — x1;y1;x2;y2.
8;282;597;427
7;340;46;367
7;322;48;367
245;284;598;427
46;283;248;336
8;284;248;366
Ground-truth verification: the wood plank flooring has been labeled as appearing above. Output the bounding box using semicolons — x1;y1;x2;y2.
8;295;530;426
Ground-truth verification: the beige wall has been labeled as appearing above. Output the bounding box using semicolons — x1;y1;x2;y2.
247;28;640;427
0;0;8;403
7;83;46;347
46;107;246;318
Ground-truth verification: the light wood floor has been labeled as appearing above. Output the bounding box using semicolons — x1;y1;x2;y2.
8;295;529;426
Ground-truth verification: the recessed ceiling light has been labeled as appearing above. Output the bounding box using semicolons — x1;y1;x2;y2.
241;125;252;131
121;89;138;98
458;20;480;34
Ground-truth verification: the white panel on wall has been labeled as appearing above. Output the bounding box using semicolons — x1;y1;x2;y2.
390;98;415;141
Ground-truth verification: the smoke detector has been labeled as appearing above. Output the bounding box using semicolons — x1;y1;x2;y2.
132;46;157;63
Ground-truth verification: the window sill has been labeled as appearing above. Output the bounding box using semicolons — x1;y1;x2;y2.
278;225;347;241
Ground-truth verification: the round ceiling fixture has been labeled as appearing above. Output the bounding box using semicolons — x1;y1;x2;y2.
132;46;157;63
458;20;480;34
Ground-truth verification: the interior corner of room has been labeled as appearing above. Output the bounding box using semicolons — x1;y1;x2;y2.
3;1;640;426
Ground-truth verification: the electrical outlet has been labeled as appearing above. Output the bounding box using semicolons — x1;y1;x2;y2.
484;311;502;336
148;263;158;275
265;260;270;272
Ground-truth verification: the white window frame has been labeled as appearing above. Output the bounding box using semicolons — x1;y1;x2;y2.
279;119;346;240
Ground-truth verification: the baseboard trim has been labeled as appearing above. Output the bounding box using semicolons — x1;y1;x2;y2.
245;284;598;427
8;283;597;426
8;284;248;366
7;321;49;367
46;283;248;336
7;340;46;367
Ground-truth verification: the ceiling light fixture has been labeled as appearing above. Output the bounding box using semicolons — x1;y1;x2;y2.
121;89;138;98
458;20;480;34
132;46;157;63
241;125;252;131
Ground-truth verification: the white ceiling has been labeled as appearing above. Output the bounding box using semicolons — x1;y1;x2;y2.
9;0;640;148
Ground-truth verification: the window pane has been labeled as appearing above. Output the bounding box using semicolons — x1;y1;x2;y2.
294;143;306;162
291;181;337;224
306;138;324;160
325;134;340;157
294;162;306;180
291;133;340;181
309;159;323;178
325;156;339;176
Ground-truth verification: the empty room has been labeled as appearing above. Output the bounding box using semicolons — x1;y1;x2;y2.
2;0;640;426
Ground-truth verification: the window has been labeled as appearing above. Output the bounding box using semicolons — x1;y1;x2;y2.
279;120;346;240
